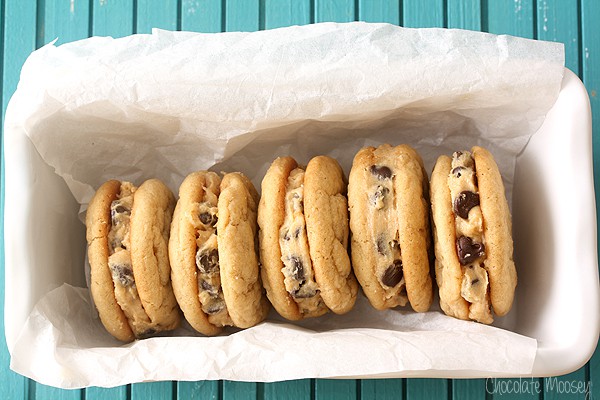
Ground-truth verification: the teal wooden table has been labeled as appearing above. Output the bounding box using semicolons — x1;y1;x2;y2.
1;0;598;399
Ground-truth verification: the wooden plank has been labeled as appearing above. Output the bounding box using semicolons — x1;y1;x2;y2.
222;380;258;400
264;0;311;29
181;0;223;33
447;0;481;31
92;0;135;38
85;385;129;400
453;379;486;400
263;379;312;400
315;379;357;400
406;378;447;399
402;0;444;28
33;383;82;400
361;378;404;400
41;0;91;46
544;368;589;399
136;0;178;34
177;380;220;400
486;0;534;38
131;381;175;399
536;0;579;75
315;0;355;23
590;346;600;400
225;0;260;32
1;0;37;398
583;0;600;398
358;0;400;25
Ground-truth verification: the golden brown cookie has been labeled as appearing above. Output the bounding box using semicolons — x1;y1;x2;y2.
348;144;433;312
258;156;358;320
218;172;270;328
86;179;180;341
169;171;227;336
430;146;517;324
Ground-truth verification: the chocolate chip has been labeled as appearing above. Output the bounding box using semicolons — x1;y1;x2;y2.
283;231;291;241
370;165;393;180
109;262;134;287
293;228;301;238
376;237;386;255
205;300;225;314
451;166;465;178
381;260;403;287
289;256;305;282
136;328;156;339
371;186;389;207
471;278;480;285
196;248;219;274
454;151;464;158
456;236;485;265
292;287;318;299
453;191;480;219
199;212;217;227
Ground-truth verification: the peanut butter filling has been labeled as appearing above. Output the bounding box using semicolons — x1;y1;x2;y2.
279;168;327;317
366;165;407;307
448;151;492;323
107;182;155;338
192;184;233;327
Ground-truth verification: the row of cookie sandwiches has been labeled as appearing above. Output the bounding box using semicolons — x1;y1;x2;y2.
85;144;516;342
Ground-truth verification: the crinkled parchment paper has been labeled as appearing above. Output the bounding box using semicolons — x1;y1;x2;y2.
4;22;564;388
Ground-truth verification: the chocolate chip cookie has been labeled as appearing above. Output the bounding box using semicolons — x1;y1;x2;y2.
258;156;358;320
170;171;269;333
348;144;433;312
86;179;180;342
430;146;517;324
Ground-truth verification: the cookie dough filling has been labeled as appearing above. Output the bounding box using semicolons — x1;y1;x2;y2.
279;168;327;317
107;182;154;337
367;165;408;306
193;191;233;327
449;151;492;323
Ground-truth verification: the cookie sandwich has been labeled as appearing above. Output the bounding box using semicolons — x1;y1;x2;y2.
430;147;517;324
86;179;180;342
258;156;358;320
169;171;269;335
348;144;433;312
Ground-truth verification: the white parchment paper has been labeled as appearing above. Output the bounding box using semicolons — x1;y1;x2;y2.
5;22;564;388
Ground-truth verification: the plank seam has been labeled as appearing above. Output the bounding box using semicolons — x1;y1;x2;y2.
132;0;138;34
258;0;265;30
177;0;182;31
480;0;488;32
88;0;93;37
532;0;538;40
221;0;226;32
443;0;448;28
577;0;583;78
35;0;45;48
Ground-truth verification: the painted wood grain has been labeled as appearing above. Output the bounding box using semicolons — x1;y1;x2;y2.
315;379;357;400
583;1;600;398
177;380;219;400
222;380;258;400
486;0;534;38
225;0;260;31
181;0;223;32
131;381;175;399
402;0;444;27
136;0;178;33
358;0;400;24
264;0;311;28
406;378;448;400
263;379;312;400
315;0;355;23
85;386;128;400
93;0;135;38
41;0;91;46
361;378;404;400
447;0;481;30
